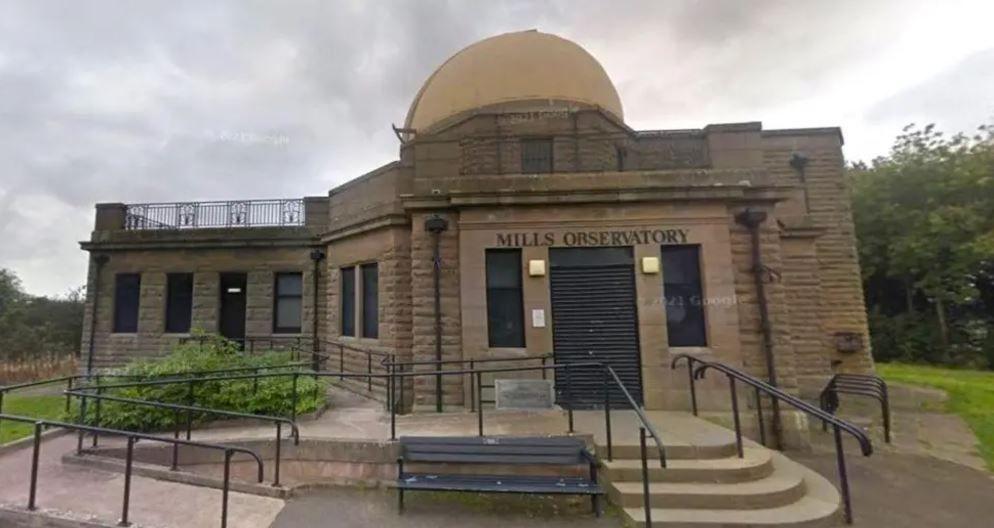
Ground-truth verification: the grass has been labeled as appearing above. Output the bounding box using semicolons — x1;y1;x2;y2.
0;394;66;445
878;363;994;471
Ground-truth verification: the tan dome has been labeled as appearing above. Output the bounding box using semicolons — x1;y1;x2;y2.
405;30;623;131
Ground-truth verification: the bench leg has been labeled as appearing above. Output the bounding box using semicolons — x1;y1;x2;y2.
398;488;404;513
592;494;601;517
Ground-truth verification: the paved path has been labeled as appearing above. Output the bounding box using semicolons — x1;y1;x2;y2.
271;487;620;528
0;434;284;527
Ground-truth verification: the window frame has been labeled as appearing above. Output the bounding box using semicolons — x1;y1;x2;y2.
360;263;379;339
485;248;526;348
661;245;708;347
340;266;356;337
520;137;554;173
273;271;304;334
112;273;141;334
164;272;194;334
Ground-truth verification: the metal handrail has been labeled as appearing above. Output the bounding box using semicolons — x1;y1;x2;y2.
672;353;872;524
65;389;299;486
819;373;891;443
0;413;263;528
124;198;304;230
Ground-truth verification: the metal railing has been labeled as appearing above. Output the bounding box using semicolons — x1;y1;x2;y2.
65;389;299;486
672;354;872;525
124;199;304;230
819;373;891;444
0;413;263;528
317;339;394;394
179;335;310;359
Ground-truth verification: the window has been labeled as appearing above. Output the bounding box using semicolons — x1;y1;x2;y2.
113;273;141;333
661;245;707;347
486;249;525;347
340;267;355;336
521;138;553;173
361;263;379;338
273;272;303;333
165;273;193;333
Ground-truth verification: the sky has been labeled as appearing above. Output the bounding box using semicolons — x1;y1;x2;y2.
1;0;993;297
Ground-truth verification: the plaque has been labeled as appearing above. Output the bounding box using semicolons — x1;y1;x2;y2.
494;379;555;410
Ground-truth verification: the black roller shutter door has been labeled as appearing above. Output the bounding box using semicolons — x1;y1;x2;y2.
550;248;642;408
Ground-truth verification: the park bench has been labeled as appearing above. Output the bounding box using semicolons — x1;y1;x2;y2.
396;436;603;515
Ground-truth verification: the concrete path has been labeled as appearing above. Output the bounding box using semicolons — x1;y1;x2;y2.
271;486;620;528
0;434;284;528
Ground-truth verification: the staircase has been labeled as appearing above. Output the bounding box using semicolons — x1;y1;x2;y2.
575;411;842;527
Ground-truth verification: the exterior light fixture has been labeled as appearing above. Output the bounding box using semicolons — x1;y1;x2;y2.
528;259;546;277
641;256;660;274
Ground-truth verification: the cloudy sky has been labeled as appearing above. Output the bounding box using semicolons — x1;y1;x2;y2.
1;0;993;296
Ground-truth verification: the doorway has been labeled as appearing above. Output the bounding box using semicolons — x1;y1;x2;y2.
549;247;642;408
219;273;247;344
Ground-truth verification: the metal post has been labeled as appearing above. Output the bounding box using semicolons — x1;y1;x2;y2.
253;368;259;394
65;378;73;414
834;424;853;524
339;344;344;380
729;376;743;458
221;450;232;528
93;385;103;448
469;360;476;412
0;392;4;438
171;410;180;471
639;427;652;528
367;355;372;392
28;422;42;510
291;373;299;422
882;384;892;444
119;437;134;526
687;361;699;416
390;366;397;440
186;379;195;440
274;423;282;487
604;368;613;461
541;357;547;380
755;387;767;447
77;395;87;455
476;371;483;436
565;364;574;433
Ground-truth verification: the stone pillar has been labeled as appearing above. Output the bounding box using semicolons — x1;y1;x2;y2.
94;203;127;231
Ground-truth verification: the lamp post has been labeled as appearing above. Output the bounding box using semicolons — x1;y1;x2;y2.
424;215;449;413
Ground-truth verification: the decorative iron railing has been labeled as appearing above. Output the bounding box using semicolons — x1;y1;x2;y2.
124;199;305;230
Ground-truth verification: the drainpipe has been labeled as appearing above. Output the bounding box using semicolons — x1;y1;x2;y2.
309;249;326;371
86;254;109;378
424;215;450;413
734;209;784;450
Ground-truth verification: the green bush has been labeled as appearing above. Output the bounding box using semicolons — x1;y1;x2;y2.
72;333;327;431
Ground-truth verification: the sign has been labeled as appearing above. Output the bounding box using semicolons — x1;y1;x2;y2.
495;379;555;410
531;309;546;328
495;228;689;248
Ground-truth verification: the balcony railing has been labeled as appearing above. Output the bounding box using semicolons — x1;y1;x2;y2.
124;199;304;230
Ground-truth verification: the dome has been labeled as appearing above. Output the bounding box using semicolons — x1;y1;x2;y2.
405;30;624;132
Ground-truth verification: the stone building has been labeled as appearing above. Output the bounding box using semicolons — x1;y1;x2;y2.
80;30;873;413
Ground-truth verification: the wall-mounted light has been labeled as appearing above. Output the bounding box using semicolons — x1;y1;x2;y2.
641;256;660;274
528;259;546;277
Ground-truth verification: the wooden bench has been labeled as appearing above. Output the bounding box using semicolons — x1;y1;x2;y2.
396;436;603;515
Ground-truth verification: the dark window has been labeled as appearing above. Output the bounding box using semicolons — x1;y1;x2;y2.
165;273;193;333
340;267;355;336
521;138;553;173
361;263;379;338
273;272;303;333
113;273;141;333
661;245;707;347
486;249;525;348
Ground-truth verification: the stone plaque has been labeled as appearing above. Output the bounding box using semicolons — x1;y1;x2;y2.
495;379;555;410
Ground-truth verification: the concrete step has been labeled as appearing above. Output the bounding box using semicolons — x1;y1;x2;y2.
602;447;774;483
330;378;387;403
595;439;738;461
613;451;841;527
607;471;806;510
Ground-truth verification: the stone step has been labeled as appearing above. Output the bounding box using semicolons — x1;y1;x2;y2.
621;495;840;528
595;439;739;461
602;447;774;483
607;471;807;510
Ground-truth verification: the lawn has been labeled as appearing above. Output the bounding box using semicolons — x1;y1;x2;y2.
0;394;66;445
878;363;994;471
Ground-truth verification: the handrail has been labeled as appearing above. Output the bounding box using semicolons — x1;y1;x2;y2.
819;373;891;443
672;353;872;525
65;389;299;486
0;413;263;528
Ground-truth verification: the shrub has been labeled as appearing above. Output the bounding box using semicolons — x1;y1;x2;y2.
73;334;326;432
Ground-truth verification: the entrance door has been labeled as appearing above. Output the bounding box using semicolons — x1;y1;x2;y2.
550;247;642;408
219;273;247;344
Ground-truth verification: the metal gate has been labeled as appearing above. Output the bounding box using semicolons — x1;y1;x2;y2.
550;247;643;408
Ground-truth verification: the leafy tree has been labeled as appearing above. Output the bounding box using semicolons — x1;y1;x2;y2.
0;268;84;362
852;122;994;366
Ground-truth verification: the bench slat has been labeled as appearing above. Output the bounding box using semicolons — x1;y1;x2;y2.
402;452;585;465
397;474;601;495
